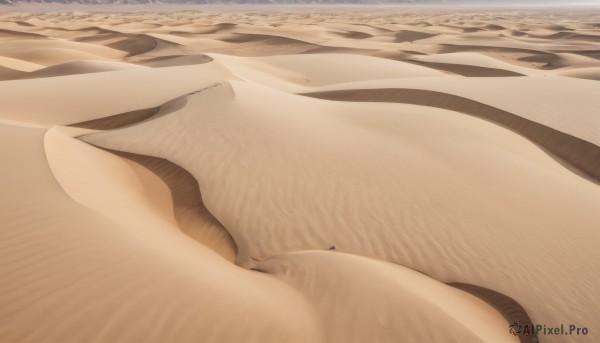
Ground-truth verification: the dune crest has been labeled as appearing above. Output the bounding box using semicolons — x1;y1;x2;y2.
303;88;600;181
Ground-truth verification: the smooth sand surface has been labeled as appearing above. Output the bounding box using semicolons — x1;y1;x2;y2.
1;8;599;343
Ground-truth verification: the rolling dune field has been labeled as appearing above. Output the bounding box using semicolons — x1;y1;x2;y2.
1;7;599;343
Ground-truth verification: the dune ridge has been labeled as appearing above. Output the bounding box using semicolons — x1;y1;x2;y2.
449;283;538;343
83;79;600;343
404;60;526;77
69;107;161;130
106;148;238;262
303;88;600;182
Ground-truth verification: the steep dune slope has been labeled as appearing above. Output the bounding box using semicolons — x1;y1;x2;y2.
84;80;600;343
0;124;321;343
0;62;230;126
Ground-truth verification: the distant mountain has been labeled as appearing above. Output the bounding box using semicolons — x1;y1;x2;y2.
0;0;588;5
0;0;439;3
0;0;402;4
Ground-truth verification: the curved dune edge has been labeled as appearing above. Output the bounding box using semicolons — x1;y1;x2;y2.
30;126;322;343
139;54;214;67
0;65;26;80
40;125;519;343
394;30;437;43
0;28;47;39
405;60;526;77
0;55;44;72
206;53;446;93
558;67;600;81
0;63;228;127
206;33;331;56
216;33;341;53
437;44;559;68
69;107;161;130
103;148;238;262
69;83;219;131
107;34;182;57
448;283;538;343
44;126;181;233
83;81;600;341
302;88;600;183
258;251;519;343
46;126;237;261
9;60;147;80
405;52;547;76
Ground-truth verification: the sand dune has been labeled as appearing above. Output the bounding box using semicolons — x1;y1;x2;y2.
0;55;44;71
207;53;446;92
2;8;600;343
108;34;182;57
140;54;213;67
70;107;161;130
308;76;600;147
84;80;600;343
0;63;229;126
0;124;320;343
404;60;525;77
394;29;437;43
303;88;600;181
0;65;25;80
0;28;46;39
107;149;238;262
6;60;146;80
331;30;373;40
0;39;126;65
408;52;543;75
558;66;600;80
259;251;519;343
449;283;538;343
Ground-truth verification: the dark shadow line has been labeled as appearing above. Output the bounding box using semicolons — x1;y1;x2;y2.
302;88;600;184
100;147;239;262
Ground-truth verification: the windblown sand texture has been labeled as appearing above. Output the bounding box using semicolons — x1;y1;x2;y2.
1;8;600;343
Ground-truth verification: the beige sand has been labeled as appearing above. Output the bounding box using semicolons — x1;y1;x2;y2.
1;8;600;343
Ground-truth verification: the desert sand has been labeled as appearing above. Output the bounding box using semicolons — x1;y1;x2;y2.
1;7;599;343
